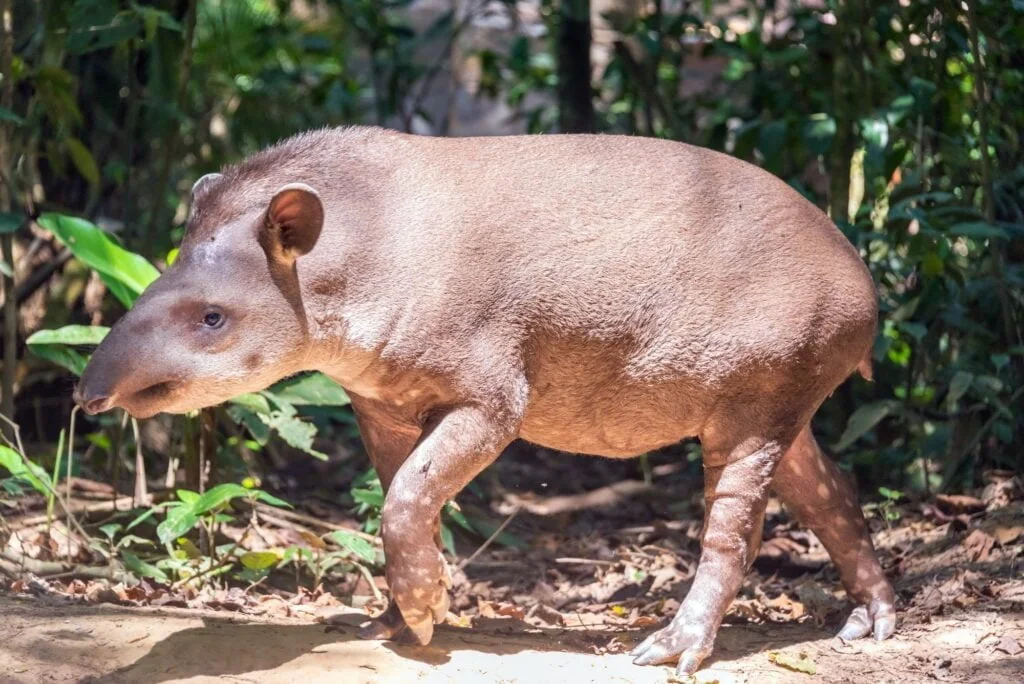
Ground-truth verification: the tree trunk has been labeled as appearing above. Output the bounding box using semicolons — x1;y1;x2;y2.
557;0;595;133
1;0;17;438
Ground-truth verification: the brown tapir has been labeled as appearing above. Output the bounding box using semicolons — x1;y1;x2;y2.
75;126;896;676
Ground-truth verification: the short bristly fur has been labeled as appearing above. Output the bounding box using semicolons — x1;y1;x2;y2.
76;127;896;676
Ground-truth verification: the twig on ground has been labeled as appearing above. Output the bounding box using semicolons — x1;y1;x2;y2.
0;550;128;582
555;557;616;566
253;503;380;544
457;504;521;571
506;479;652;516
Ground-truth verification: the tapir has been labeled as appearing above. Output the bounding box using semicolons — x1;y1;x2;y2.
75;127;896;676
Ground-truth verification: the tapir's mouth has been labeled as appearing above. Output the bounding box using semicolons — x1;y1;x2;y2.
117;380;182;418
77;379;183;418
132;380;178;403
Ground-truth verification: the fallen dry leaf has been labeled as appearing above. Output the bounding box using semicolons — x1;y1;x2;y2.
963;529;997;562
935;494;987;514
765;592;806;620
768;650;817;675
299;530;327;550
992;524;1024;546
527;603;565;626
994;635;1023;656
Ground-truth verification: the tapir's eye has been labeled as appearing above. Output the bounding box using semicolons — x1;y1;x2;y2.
202;311;225;329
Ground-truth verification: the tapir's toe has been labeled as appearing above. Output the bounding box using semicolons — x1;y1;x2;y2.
836;600;897;641
357;603;407;640
381;547;452;646
630;620;714;676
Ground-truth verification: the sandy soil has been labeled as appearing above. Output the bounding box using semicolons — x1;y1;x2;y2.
0;592;1020;684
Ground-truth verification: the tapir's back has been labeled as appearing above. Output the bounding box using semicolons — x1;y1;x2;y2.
378;131;877;385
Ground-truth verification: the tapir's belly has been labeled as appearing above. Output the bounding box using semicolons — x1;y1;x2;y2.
519;402;694;458
517;345;709;458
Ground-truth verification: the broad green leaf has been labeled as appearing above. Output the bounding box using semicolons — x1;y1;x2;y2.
226;405;271;445
126;506;161;530
37;213;160;295
190;483;253;515
67;2;141;54
948;222;1009;240
98;271;138;308
802;114;835;156
65;137;100;186
439;523;455;555
253;490;292;508
833;401;899;451
0;446;50;495
121;550;170;583
229;393;272;414
462;513;528;550
177;538;203;559
176;489;200;505
157;506;198;545
25;341;91;376
27;325;109;346
26;325;103;376
0;212;22;234
351;487;384;508
99;523;122;539
260;409;328;460
946;371;974;409
26;326;108;376
328;530;377;564
240;551;280;570
444;504;475;533
885;94;915;126
268;373;350;406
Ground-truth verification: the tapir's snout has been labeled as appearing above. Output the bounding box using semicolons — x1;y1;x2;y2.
72;385;114;415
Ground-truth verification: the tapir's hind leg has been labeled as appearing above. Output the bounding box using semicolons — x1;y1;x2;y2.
772;425;896;640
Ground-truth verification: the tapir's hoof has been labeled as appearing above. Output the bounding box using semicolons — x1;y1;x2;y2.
630;620;715;677
836;600;897;641
357;603;407;640
383;549;453;645
398;587;450;645
357;587;451;645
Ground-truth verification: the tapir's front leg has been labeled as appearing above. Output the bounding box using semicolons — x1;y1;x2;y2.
631;441;786;675
349;394;423;640
380;403;520;644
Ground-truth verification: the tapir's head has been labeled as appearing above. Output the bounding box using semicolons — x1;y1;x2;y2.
74;172;324;418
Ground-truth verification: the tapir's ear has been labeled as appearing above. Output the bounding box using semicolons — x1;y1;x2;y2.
261;183;324;262
191;173;223;201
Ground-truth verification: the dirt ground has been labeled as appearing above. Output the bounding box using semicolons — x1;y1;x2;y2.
0;592;1020;683
1;451;1023;683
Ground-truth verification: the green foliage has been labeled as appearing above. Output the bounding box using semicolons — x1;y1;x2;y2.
0;445;50;496
155;483;290;546
36;214;159;307
3;0;1023;596
26;325;109;376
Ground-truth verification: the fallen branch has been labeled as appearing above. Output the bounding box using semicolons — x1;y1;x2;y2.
253;503;380;545
10;495;138;529
0;550;127;582
505;479;652;516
